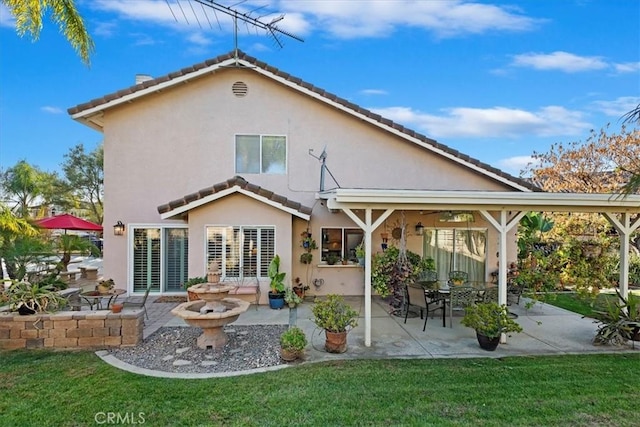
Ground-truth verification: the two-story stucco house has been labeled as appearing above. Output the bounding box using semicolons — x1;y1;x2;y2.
68;50;640;347
68;50;536;299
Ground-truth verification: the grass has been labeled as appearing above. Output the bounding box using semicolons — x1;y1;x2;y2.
535;291;638;318
1;350;639;426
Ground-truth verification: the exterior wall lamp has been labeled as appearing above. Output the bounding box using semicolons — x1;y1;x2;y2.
415;222;424;236
113;221;125;236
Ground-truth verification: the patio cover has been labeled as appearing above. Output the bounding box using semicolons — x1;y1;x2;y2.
317;188;640;347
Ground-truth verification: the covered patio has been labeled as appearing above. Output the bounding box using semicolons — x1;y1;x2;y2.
318;189;640;347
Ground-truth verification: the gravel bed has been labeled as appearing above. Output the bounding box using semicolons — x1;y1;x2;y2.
109;325;288;374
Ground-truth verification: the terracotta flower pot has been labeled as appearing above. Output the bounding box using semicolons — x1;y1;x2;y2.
280;348;301;361
324;330;348;353
111;303;123;313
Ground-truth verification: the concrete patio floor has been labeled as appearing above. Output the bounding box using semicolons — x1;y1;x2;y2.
142;295;637;368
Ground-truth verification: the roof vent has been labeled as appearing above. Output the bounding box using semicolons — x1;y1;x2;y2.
135;74;153;85
232;81;248;97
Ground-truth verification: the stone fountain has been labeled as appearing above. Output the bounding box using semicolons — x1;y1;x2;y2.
171;261;250;349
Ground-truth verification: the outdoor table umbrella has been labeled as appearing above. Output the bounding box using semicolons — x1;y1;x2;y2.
35;214;103;270
35;214;103;232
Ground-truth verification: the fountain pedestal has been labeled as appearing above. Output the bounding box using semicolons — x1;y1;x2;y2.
171;283;250;350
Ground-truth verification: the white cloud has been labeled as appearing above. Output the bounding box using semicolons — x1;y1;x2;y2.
0;4;15;28
511;51;608;73
590;96;640;118
41;106;63;114
370;105;592;139
93;21;117;38
497;155;534;175
613;62;640;73
187;32;212;47
280;0;541;39
91;0;540;43
360;89;388;96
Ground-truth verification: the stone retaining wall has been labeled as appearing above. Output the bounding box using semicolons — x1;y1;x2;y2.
0;309;144;350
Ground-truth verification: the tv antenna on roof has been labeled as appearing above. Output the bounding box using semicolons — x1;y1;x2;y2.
186;1;303;61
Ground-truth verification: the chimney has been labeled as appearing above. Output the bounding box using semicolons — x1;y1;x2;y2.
135;74;153;85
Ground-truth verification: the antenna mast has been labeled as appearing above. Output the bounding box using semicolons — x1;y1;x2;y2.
191;0;303;61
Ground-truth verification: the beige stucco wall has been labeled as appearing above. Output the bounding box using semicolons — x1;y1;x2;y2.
187;193;293;303
97;66;520;295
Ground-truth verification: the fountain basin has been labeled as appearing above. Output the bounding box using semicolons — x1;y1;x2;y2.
171;298;250;349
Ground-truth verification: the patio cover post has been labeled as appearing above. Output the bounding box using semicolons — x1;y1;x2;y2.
479;210;527;342
342;207;394;347
603;212;640;300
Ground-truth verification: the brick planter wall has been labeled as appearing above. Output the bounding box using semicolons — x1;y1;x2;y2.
0;309;144;350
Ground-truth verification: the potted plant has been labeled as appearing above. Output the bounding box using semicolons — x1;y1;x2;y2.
311;294;359;353
279;326;307;361
284;287;302;308
293;277;309;299
183;276;207;301
461;302;523;351
97;278;115;293
268;254;286;309
300;231;317;264
593;290;640;345
5;281;67;314
326;253;340;265
355;242;365;266
449;271;467;286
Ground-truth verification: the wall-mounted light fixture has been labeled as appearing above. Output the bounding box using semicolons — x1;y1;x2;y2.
113;221;125;236
415;222;424;236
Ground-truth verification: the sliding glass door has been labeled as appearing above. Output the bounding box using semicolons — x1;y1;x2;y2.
423;228;487;285
131;227;188;293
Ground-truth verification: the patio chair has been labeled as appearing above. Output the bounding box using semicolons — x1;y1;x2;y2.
122;283;153;320
448;285;478;328
404;283;445;331
482;286;499;303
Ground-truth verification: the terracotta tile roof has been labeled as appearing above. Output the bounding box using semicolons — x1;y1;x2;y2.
69;50;540;192
157;175;313;218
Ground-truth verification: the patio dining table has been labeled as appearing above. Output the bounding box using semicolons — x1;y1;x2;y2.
80;289;125;310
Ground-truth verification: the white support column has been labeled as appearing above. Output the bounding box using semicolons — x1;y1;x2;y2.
479;210;526;306
604;212;640;300
341;207;394;347
479;210;526;343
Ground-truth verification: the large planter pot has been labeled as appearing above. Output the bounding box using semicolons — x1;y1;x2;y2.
631;327;640;342
324;330;348;353
476;332;500;351
280;347;302;362
268;292;285;309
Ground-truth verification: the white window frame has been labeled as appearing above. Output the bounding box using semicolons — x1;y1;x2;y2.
205;225;276;279
234;134;287;174
320;227;364;262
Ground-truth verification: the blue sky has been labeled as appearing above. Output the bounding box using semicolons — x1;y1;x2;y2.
1;0;638;177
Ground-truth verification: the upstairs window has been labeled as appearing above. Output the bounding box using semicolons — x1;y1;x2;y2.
235;135;286;174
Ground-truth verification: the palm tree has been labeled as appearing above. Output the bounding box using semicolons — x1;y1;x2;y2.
2;0;94;64
620;105;640;196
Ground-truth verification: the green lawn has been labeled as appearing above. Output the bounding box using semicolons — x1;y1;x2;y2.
1;350;639;426
535;291;638;318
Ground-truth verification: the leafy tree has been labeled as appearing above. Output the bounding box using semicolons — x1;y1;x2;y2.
2;0;94;64
620;105;640;196
0;203;38;250
57;234;100;271
523;126;640;239
61;144;104;224
0;160;52;218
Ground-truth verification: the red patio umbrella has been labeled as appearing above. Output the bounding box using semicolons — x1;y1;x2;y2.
35;213;103;232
